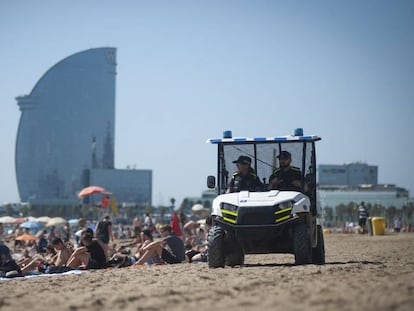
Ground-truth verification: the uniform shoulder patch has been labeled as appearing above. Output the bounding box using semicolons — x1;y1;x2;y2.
272;168;281;174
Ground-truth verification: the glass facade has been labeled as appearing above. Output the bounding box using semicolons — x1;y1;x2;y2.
318;185;409;209
318;162;409;210
318;163;378;186
15;47;152;207
89;168;152;205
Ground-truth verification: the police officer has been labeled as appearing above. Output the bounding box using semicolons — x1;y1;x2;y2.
226;156;263;193
269;151;302;191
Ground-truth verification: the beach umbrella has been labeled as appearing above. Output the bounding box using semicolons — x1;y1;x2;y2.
13;218;26;224
78;185;106;198
192;204;210;218
0;216;16;224
68;218;79;226
20;221;43;230
192;204;205;212
36;216;51;223
46;217;67;227
15;233;37;241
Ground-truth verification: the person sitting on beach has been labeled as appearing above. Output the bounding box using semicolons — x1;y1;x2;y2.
1;243;22;278
186;217;211;264
78;227;111;263
185;243;201;263
16;248;33;268
185;243;208;264
135;224;185;265
51;237;72;267
183;220;200;243
109;229;161;267
33;244;58;273
0;242;12;262
15;246;40;273
19;237;72;275
66;230;107;270
183;221;208;247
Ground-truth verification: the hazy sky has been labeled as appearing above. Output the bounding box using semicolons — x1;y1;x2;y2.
1;0;413;207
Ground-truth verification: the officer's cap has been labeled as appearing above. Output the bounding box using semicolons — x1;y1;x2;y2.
277;151;291;160
232;156;251;165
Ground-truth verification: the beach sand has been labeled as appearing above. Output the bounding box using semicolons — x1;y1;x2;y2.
1;233;413;311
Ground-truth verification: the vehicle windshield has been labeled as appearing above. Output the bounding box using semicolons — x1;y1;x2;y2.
217;141;316;194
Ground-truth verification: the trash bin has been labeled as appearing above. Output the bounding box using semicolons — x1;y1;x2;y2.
323;228;331;235
371;217;385;235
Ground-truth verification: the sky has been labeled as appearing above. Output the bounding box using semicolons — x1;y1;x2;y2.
1;0;413;207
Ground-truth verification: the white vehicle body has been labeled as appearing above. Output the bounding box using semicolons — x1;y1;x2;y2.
206;129;325;267
211;190;315;218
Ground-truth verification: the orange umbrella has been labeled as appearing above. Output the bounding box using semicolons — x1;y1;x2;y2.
78;185;106;198
15;233;37;241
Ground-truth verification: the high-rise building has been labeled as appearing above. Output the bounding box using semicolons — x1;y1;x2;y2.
318;163;378;186
15;47;151;211
317;163;409;210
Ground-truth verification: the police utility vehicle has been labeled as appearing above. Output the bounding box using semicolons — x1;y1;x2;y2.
206;129;325;267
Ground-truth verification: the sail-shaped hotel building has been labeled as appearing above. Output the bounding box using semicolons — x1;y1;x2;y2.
15;48;151;213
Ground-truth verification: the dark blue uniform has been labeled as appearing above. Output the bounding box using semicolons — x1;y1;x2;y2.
228;169;263;193
269;166;302;191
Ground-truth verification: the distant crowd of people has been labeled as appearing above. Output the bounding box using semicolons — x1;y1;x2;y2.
1;213;211;278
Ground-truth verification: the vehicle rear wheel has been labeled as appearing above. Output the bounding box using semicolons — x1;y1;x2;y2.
312;225;325;264
224;233;244;267
208;225;225;268
293;222;312;265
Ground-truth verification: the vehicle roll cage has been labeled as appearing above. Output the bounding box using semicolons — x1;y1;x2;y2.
208;135;321;196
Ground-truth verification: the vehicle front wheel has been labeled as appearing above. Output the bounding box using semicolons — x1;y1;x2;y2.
293;222;312;265
208;225;225;268
224;233;244;267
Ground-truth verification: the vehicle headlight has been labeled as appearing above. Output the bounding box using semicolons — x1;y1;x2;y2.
221;202;239;212
278;201;294;210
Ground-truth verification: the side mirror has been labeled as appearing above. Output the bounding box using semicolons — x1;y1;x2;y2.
207;176;216;189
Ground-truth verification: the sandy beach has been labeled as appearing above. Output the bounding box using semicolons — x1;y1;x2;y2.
1;233;413;311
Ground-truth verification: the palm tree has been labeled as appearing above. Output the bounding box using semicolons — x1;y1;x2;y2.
323;206;334;222
385;206;397;227
170;197;176;213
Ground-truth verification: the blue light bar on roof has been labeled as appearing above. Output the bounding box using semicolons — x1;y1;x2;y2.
223;130;232;138
294;128;304;136
207;135;321;144
208;128;321;144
